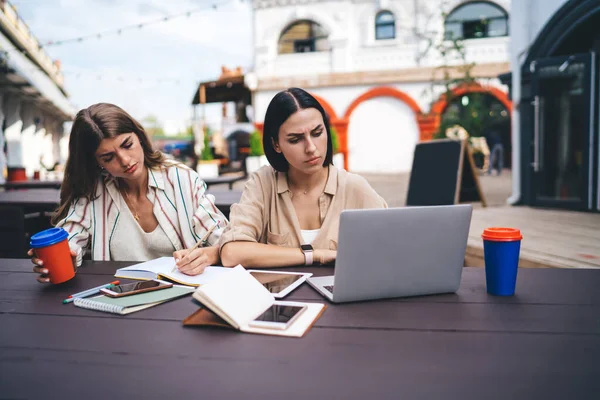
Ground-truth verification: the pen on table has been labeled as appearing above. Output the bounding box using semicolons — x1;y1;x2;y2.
62;280;120;304
172;223;218;273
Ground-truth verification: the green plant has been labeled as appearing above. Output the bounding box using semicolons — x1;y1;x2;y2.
200;127;214;161
249;130;264;157
415;4;482;139
330;126;340;154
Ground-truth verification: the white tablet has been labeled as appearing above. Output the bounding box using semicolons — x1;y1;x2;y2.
247;270;313;298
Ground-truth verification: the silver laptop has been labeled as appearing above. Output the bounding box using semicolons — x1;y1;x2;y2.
307;204;472;303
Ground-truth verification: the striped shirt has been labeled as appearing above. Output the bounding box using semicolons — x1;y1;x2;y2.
56;163;228;265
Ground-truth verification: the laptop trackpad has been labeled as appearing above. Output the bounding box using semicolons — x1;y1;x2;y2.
308;275;334;292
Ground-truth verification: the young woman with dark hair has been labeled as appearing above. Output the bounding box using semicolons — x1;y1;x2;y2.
30;103;227;283
219;88;387;268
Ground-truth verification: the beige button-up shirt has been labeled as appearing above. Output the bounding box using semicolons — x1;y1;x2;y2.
218;165;387;251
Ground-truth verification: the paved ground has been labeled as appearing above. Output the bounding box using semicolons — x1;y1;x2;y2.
217;168;600;269
360;169;512;208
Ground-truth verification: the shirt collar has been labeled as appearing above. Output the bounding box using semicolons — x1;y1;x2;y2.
147;167;165;190
276;165;337;195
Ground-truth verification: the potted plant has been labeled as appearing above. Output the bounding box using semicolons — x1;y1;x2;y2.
197;127;220;178
330;126;344;169
246;130;268;174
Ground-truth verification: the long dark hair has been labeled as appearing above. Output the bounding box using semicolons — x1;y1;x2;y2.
263;87;333;172
52;103;164;224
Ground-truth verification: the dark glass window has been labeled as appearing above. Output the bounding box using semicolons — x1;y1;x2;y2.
278;20;329;54
444;2;508;40
375;10;395;40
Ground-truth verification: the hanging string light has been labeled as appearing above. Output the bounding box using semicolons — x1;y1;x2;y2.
3;0;235;56
42;0;233;48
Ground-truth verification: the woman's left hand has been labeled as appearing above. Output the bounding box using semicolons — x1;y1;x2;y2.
173;246;219;276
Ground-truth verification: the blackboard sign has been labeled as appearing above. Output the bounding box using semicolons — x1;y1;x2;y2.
406;139;486;207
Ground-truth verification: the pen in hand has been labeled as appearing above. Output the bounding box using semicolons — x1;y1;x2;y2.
171;223;218;273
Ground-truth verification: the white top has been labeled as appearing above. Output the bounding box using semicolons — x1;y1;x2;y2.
300;229;320;245
110;194;175;261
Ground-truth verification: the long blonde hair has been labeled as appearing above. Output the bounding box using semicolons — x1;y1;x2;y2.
53;103;165;224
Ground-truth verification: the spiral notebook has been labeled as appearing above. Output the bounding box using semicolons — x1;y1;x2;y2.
73;285;194;315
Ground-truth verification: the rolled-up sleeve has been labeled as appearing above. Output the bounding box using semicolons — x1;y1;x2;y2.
218;173;266;250
55;197;92;267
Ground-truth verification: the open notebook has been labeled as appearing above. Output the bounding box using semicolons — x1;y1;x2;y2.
184;265;326;338
73;285;194;315
114;257;232;287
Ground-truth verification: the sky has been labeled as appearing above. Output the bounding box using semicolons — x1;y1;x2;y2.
15;0;253;134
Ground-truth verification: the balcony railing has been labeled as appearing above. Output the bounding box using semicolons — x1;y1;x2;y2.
0;1;65;88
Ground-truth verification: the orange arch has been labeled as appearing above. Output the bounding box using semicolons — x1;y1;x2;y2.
419;83;513;142
344;86;422;119
430;83;513;116
311;93;339;121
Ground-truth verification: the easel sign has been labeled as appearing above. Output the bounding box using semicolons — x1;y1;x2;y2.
405;139;487;207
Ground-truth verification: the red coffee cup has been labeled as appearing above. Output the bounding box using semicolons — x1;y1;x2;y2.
30;227;75;284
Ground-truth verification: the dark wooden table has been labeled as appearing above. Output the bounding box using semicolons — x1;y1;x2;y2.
1;259;599;399
0;180;62;190
1;176;246;191
0;188;60;212
204;174;247;190
0;189;242;218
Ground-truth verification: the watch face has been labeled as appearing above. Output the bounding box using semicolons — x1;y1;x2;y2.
300;244;313;251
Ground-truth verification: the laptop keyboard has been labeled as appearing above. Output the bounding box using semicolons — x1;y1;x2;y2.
324;285;334;294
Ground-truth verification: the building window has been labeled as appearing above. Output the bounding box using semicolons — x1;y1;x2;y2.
278;20;329;54
375;10;395;40
444;1;508;40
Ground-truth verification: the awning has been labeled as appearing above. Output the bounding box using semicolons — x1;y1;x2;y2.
0;34;75;119
191;75;251;105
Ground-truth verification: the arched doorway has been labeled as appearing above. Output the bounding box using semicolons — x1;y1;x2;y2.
310;93;349;170
344;87;421;173
440;92;511;169
429;84;512;168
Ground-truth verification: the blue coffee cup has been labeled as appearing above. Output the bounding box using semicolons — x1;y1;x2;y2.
482;227;523;296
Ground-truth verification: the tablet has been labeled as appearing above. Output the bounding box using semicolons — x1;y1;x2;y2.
247;270;313;298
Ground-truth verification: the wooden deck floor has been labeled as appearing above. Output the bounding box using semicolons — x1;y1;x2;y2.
466;206;600;269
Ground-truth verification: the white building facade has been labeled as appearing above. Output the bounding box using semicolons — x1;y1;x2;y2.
251;0;511;173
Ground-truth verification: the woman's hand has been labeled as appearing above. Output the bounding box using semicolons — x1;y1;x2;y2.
28;248;77;283
173;246;220;276
314;249;337;265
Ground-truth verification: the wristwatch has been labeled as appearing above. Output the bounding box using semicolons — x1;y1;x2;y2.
301;244;314;266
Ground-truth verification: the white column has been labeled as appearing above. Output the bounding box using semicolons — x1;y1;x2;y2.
43;115;57;167
36;113;50;166
0;93;5;184
57;121;68;165
3;95;23;169
20;102;38;177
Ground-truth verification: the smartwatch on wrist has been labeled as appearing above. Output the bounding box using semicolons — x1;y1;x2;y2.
300;244;314;265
